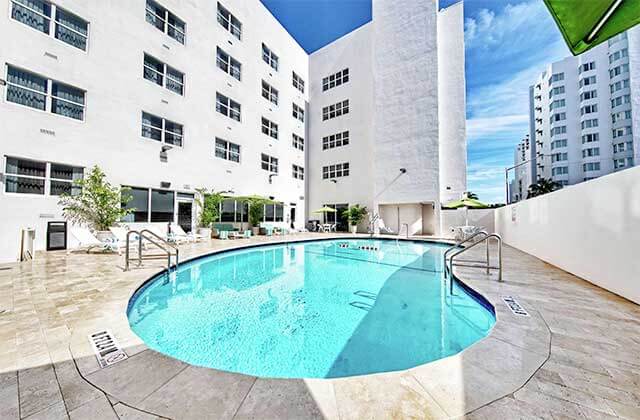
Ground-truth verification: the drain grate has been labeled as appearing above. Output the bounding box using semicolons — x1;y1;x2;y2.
88;329;128;368
502;296;530;317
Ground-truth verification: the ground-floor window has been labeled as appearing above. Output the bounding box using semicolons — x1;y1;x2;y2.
4;157;83;196
121;187;176;223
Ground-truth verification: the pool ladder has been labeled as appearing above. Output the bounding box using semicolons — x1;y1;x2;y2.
443;231;502;293
124;229;179;272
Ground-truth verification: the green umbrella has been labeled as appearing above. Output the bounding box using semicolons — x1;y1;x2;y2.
544;0;640;55
443;198;489;227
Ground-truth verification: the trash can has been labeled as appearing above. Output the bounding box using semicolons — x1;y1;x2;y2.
47;221;67;251
20;228;36;261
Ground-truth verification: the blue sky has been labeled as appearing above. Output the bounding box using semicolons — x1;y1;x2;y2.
261;0;571;203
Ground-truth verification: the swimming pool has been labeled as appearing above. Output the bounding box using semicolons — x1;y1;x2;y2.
127;239;495;379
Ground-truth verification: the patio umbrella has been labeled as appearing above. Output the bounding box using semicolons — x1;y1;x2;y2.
313;207;337;224
223;194;276;230
443;198;489;226
544;0;640;55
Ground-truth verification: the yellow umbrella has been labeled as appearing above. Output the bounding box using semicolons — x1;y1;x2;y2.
312;206;337;213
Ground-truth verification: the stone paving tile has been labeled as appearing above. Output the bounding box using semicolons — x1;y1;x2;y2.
113;403;166;419
68;395;118;420
54;358;104;412
23;401;68;420
0;370;19;420
86;350;187;405
18;364;65;418
137;365;255;419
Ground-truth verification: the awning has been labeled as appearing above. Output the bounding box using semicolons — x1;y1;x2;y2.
544;0;640;55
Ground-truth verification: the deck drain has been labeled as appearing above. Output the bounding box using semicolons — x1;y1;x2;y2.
88;329;128;368
502;296;530;317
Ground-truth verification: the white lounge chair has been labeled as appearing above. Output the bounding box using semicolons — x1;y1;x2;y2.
170;223;205;243
109;226;145;251
377;219;395;234
69;227;121;254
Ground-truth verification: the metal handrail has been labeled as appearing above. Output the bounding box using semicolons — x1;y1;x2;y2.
447;233;503;293
443;230;488;276
124;229;179;271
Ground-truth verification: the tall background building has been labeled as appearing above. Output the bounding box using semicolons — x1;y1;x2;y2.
0;0;466;262
511;27;640;201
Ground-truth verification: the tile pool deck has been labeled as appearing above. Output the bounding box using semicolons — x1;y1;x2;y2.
0;233;638;419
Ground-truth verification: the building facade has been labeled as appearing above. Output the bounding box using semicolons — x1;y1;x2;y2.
513;27;640;201
0;0;466;262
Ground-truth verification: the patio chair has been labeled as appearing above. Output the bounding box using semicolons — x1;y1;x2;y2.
242;230;252;239
170;223;205;243
109;226;145;251
69;227;121;254
377;219;395;234
219;230;229;240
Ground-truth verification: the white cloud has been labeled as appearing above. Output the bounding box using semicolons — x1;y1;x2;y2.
467;114;529;143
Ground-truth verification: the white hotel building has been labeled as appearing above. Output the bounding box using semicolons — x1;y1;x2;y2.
0;0;466;263
512;27;640;201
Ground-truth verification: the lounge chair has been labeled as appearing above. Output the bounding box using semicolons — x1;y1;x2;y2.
170;223;205;243
219;230;229;240
144;225;187;244
109;226;143;250
377;219;395;234
242;230;252;239
69;227;121;254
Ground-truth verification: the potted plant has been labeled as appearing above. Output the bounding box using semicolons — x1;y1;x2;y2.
58;165;133;240
343;205;368;234
248;198;265;235
195;188;223;238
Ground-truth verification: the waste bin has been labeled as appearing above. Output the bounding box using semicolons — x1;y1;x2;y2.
47;221;67;251
20;228;36;261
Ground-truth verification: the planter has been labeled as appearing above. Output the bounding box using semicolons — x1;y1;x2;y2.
95;230;113;242
197;227;212;238
351;225;358;234
251;227;260;235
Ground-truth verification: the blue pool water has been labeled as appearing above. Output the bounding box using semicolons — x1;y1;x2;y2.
127;239;495;378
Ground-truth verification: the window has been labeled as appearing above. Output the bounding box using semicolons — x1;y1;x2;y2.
610;79;630;93
581;119;598;129
612;126;632;138
609;48;628;64
262;43;279;71
322;99;349;121
548;73;564;84
611;94;631;108
582;148;600;158
217;2;241;40
608;32;627;46
220;199;235;222
549;86;565;98
580;90;597;101
551;126;566;137
215;138;240;162
579;76;596;87
552;167;568;176
216;47;241;81
609;64;629;78
11;0;88;50
141;112;183;146
4;157;44;195
322;68;349;91
145;0;185;44
216;92;241;121
261;117;278;139
550;112;566;123
292;133;304;151
551;139;567;149
6;65;85;120
322;131;349;150
143;54;184;95
261;81;278;105
549;99;565;110
292;72;305;93
583;162;601;172
612;110;631;123
579;62;595;73
261;153;278;173
582;133;599;143
122;187;150;222
292;164;304;180
150;189;174;222
551;152;568;163
322;162;349;179
292;103;304;122
580;104;597;115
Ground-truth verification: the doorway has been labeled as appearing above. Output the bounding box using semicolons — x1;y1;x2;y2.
290;206;296;229
178;202;193;233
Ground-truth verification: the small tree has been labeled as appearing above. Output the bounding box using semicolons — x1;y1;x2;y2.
527;178;562;198
58;166;133;231
465;191;479;200
195;188;223;228
343;205;368;227
248;199;265;227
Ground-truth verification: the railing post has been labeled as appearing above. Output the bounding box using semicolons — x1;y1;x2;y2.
138;232;143;267
125;231;131;271
486;238;490;275
498;237;503;282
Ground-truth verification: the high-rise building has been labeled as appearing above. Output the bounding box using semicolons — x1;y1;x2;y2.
0;0;466;262
513;27;640;201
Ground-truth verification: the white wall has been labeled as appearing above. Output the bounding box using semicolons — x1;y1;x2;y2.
495;167;640;304
0;0;309;262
